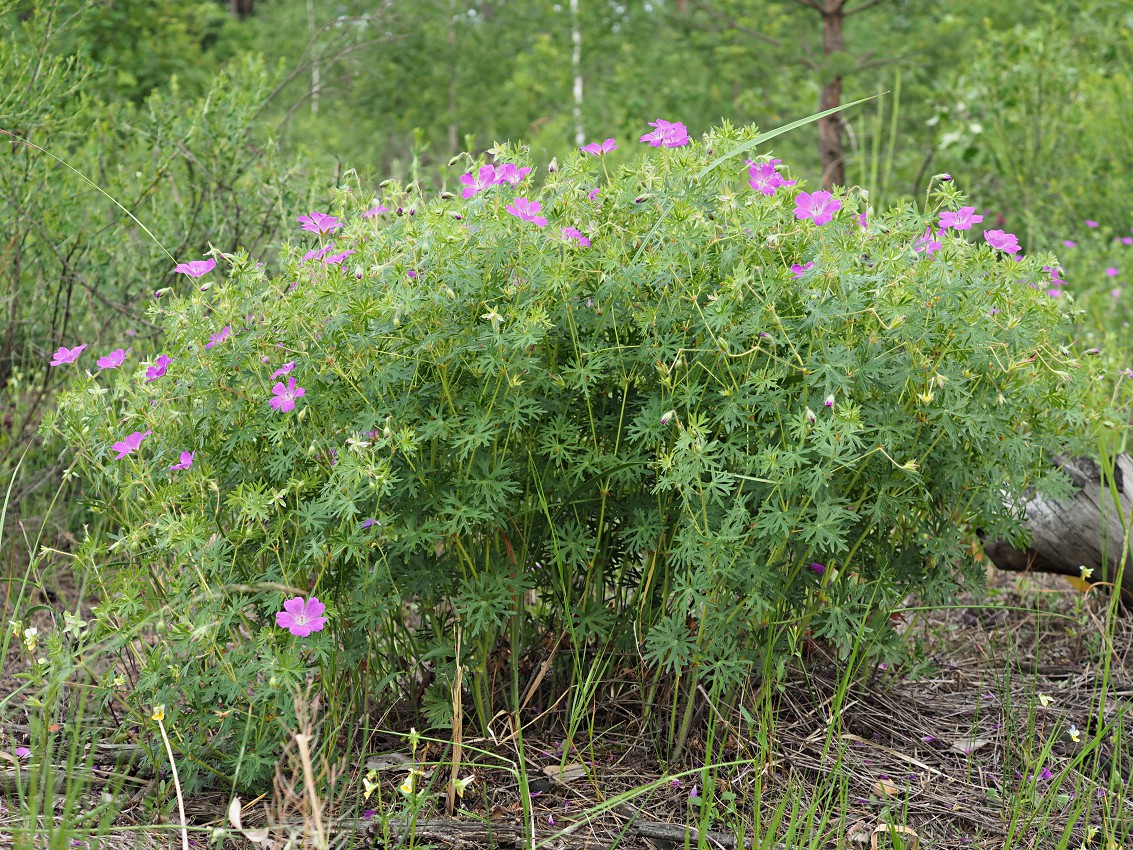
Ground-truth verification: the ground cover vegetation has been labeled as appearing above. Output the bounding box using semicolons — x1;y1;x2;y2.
5;1;1133;848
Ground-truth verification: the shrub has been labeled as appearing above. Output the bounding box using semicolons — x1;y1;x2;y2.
50;122;1099;790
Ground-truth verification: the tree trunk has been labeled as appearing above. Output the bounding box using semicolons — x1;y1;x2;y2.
817;0;847;189
982;454;1133;604
230;0;254;18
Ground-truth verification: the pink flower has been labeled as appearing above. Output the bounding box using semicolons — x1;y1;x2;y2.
494;163;532;186
205;326;231;349
1113;288;1123;298
270;376;306;412
794;191;842;226
746;158;795;196
49;344;86;366
1106;267;1119;277
96;348;129;369
460;164;497;199
1122;237;1133;246
298;212;342;235
112;429;152;459
1085;220;1099;228
560;226;590;247
790;261;814;278
857;212;868;230
276;596;327;637
640;119;689;148
169;451;194;471
271;361;296;379
938;206;983;231
588;187;600;201
1063;240;1077;248
15;747;30;759
322;249;354;266
145;354;171;382
580;138;617;156
506;197;548;228
302;244;335;263
173;258;216;277
363;204;388;218
984;229;1020;254
914;227;943;256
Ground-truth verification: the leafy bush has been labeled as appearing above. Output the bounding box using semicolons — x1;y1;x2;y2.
50;123;1099;790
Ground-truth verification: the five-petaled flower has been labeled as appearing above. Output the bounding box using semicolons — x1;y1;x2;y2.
96;348;129;369
914;227;943;256
494;163;532;185
561;226;590;247
362;204;388;218
169;451;194;471
790;262;814;278
50;344;86;366
747;158;795;196
506;197;548;227
580;138;617;156
112;429;152;459
298;212;342;235
173;258;216;277
640;119;689;148
271;361;296;379
938;206;983;231
794;191;842;226
145;354;171;383
276;596;327;637
460;164;497;199
270;376;306;412
984;229;1020;254
205;326;231;350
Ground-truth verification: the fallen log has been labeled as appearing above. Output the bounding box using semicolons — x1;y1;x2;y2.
982;453;1133;604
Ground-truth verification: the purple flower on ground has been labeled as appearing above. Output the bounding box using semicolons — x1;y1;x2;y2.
506;197;548;227
938;206;983;231
145;354;171;383
640;119;689;148
50;344;86;366
298;212;342;235
271;361;295;379
794;191;842;226
173;258;216;277
205;326;231;350
493;163;532;186
747;158;795;196
15;747;30;759
790;262;814;278
112;429;152;459
1106;267;1119;277
275;596;327;637
1036;766;1054;781
580;138;617;156
984;229;1021;254
362;809;376;820
1063;240;1077;248
688;784;699;799
96;348;129;370
460;164;497;199
1086;220;1099;228
270;377;306;412
169;451;194;471
363;204;388;218
914;227;943;256
561;226;590;247
809;562;826;575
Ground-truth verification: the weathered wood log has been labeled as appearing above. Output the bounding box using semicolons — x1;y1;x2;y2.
982;453;1133;603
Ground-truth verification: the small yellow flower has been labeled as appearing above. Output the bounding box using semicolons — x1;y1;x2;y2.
399;774;415;796
453;775;475;798
1038;693;1054;707
151;705;166;722
362;775;379;801
1068;724;1080;743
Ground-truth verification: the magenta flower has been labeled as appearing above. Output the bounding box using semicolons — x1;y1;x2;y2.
580;138;617;156
276;596;327;637
794;191;842;226
857;212;868;230
460;164;497;199
298;212;342;235
15;747;30;759
169;451;194;471
145;354;171;383
640;119;689;148
173;257;216;277
111;429;152;459
1085;220;1099;228
1113;288;1123;298
270;376;306;412
984;229;1020;254
205;326;231;350
747;158;795;196
808;562;826;575
322;249;355;266
914;227;943;256
96;348;129;370
363;204;388;218
938;206;983;231
561;226;590;247
506;197;548;227
1063;240;1077;248
302;244;336;264
588;187;600;201
790;261;815;278
271;361;296;379
1106;267;1119;277
1122;237;1133;245
49;344;86;367
494;163;532;186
